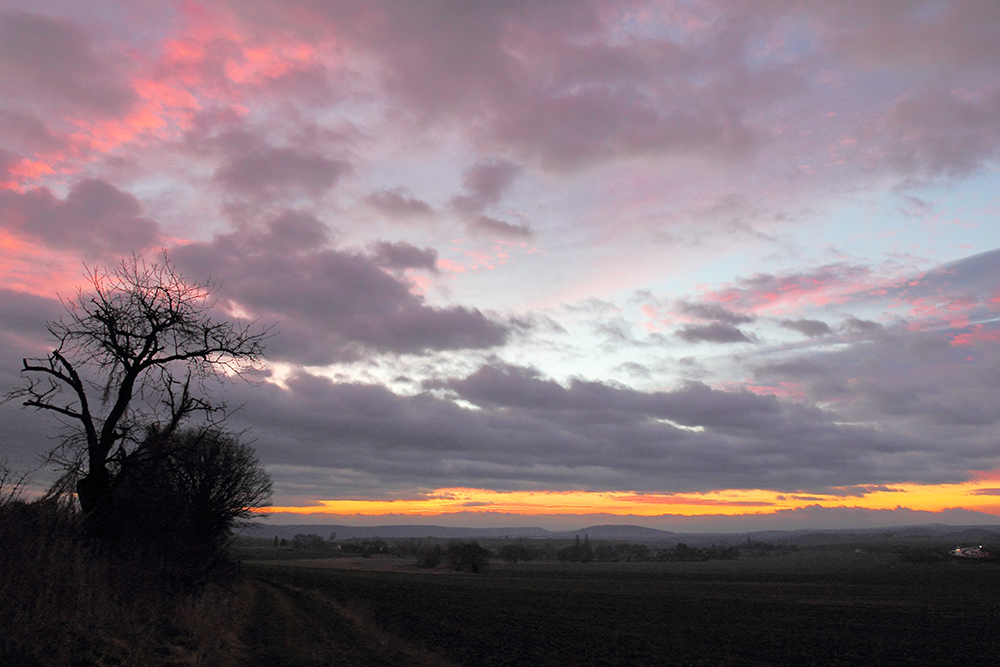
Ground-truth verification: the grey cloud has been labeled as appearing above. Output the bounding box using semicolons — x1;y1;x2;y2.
171;221;509;364
368;240;438;273
265;210;331;251
214;144;347;197
217;363;969;501
811;0;1000;71
0;11;135;116
256;61;340;103
262;1;783;168
0;179;162;258
366;190;434;217
468;215;531;239
0;110;62;154
495;90;763;168
754;357;851;400
0;289;62;351
0;289;73;477
843;317;882;334
594;318;641;346
930;246;1000;289
849;368;1000;428
871;247;1000;315
875;87;1000;179
969;488;1000;497
448;160;530;237
678;300;754;325
756;359;832;380
677;322;756;344
747;256;1000;430
0;147;17;179
898;194;935;219
780;318;833;337
450;159;521;213
226;0;1000;181
441;364;798;431
759;0;1000;183
617;361;653;379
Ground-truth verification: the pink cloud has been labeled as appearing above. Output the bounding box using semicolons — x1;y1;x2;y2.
0;4;334;192
726;381;808;402
679;251;1000;338
951;325;1000;348
695;264;874;314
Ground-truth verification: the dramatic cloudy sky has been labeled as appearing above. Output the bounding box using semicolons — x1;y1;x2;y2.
3;0;1000;530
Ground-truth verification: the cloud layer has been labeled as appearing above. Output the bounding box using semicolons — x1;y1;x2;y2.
1;1;1000;527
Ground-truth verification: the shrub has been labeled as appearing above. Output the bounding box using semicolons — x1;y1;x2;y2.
498;542;539;563
447;542;491;572
105;426;272;579
416;544;444;568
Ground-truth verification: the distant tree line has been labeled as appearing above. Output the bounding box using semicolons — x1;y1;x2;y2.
557;534;594;562
260;534;800;569
498;540;540;563
551;535;742;563
291;534;334;551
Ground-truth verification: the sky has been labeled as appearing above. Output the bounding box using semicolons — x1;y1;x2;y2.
2;0;1000;532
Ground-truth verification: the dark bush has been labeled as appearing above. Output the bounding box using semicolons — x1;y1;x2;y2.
105;426;271;577
447;541;491;572
291;534;328;550
556;535;593;563
498;541;539;563
416;544;444;568
704;545;740;560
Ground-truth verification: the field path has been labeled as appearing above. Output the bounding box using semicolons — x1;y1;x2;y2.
242;577;458;667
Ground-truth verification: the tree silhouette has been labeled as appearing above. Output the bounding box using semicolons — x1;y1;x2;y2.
447;541;490;572
110;425;271;567
556;534;593;563
6;254;271;530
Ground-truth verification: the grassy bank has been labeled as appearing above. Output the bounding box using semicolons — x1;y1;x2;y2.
7;503;1000;666
0;500;255;667
0;500;453;666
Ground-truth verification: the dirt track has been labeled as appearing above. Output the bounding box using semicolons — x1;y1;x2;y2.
241;576;457;667
245;555;458;574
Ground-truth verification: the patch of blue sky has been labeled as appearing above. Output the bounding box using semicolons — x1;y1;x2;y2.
781;171;1000;273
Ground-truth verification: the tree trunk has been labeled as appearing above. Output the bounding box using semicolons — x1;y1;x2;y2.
76;466;111;527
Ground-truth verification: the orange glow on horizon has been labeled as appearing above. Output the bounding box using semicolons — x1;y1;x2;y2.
268;477;1000;519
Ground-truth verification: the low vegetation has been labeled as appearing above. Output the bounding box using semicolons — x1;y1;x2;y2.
1;256;275;665
6;499;1000;666
0;497;255;667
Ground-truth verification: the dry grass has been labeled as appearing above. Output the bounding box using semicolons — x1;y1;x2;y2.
164;579;256;666
0;499;257;667
242;578;459;667
0;499;456;667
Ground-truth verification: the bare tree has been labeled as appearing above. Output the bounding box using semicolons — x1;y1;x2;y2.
6;254;271;524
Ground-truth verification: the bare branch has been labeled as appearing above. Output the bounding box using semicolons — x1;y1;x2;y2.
5;252;273;517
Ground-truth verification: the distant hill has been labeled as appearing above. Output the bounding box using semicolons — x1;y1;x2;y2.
548;524;678;541
246;524;552;541
245;522;1000;546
